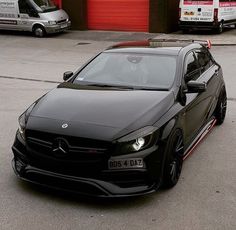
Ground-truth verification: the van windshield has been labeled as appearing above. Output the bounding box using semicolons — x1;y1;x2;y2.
29;0;58;13
183;0;213;5
184;0;213;1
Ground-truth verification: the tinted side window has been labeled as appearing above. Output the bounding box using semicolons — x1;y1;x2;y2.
184;52;201;82
18;0;33;14
195;50;213;73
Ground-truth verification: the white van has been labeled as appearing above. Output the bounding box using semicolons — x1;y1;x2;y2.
179;0;236;33
0;0;71;37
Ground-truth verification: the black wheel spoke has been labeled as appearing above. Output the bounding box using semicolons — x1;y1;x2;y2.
163;130;184;188
170;162;177;181
169;134;184;184
215;88;227;125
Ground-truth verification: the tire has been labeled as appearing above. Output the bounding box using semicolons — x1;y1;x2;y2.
182;29;189;34
215;87;227;125
216;22;223;34
162;129;184;188
33;25;46;38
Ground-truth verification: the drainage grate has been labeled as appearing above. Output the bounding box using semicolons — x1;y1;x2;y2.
76;42;91;46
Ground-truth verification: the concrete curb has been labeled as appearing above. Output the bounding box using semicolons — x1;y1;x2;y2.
61;29;236;45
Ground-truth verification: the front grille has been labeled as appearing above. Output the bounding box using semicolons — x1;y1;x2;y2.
27;136;107;156
25;130;112;176
26;130;110;154
57;19;67;24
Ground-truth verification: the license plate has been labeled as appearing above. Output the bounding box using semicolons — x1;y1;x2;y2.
108;158;144;170
60;24;67;29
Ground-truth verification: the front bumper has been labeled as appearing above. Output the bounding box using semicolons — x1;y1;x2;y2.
11;132;163;197
12;158;157;197
45;21;71;34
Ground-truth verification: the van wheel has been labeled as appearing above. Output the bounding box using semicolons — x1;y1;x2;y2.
217;22;223;34
33;25;46;37
182;29;189;34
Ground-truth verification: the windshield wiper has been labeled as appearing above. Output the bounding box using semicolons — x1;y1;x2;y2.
85;83;135;90
133;87;169;91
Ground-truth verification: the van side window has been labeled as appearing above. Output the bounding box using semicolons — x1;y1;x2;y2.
18;0;33;14
184;52;201;82
195;50;213;73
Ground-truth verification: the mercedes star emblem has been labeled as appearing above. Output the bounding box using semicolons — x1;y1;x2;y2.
52;138;69;157
62;123;68;129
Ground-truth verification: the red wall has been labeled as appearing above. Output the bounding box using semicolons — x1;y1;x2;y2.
53;0;62;8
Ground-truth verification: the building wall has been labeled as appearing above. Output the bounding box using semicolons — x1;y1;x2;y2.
62;0;87;30
53;0;62;8
167;0;179;32
62;0;179;33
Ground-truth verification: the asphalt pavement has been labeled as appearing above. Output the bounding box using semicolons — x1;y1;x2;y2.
0;29;236;230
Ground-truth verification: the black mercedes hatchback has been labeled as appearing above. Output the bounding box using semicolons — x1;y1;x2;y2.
12;39;227;197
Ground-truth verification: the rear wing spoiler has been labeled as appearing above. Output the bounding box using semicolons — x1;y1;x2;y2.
148;39;212;49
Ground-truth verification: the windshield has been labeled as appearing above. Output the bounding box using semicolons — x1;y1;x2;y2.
184;0;213;4
73;53;177;90
29;0;58;13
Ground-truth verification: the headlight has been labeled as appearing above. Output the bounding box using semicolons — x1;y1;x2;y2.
18;103;36;140
48;21;57;25
18;113;26;140
114;126;159;155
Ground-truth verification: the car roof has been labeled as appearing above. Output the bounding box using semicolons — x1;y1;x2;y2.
104;39;211;56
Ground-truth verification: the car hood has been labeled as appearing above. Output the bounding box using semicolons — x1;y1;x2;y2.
27;83;175;141
39;9;69;21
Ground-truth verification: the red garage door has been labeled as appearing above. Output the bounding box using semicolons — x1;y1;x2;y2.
87;0;149;32
53;0;62;8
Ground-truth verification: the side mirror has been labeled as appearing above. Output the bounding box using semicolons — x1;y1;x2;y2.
63;71;73;81
185;81;207;93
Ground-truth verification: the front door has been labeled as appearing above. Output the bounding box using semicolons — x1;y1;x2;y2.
182;50;212;145
17;0;39;31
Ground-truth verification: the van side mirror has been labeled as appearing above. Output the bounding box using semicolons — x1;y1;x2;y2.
185;81;207;93
63;71;73;81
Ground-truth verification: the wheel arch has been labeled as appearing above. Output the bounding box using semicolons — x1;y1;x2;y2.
32;23;45;32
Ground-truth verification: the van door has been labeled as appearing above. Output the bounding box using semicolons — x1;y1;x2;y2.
0;0;19;30
180;0;214;23
17;0;39;31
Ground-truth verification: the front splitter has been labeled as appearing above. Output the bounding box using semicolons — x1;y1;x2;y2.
12;158;157;198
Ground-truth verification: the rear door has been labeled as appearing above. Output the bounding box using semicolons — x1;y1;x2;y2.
180;0;214;22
